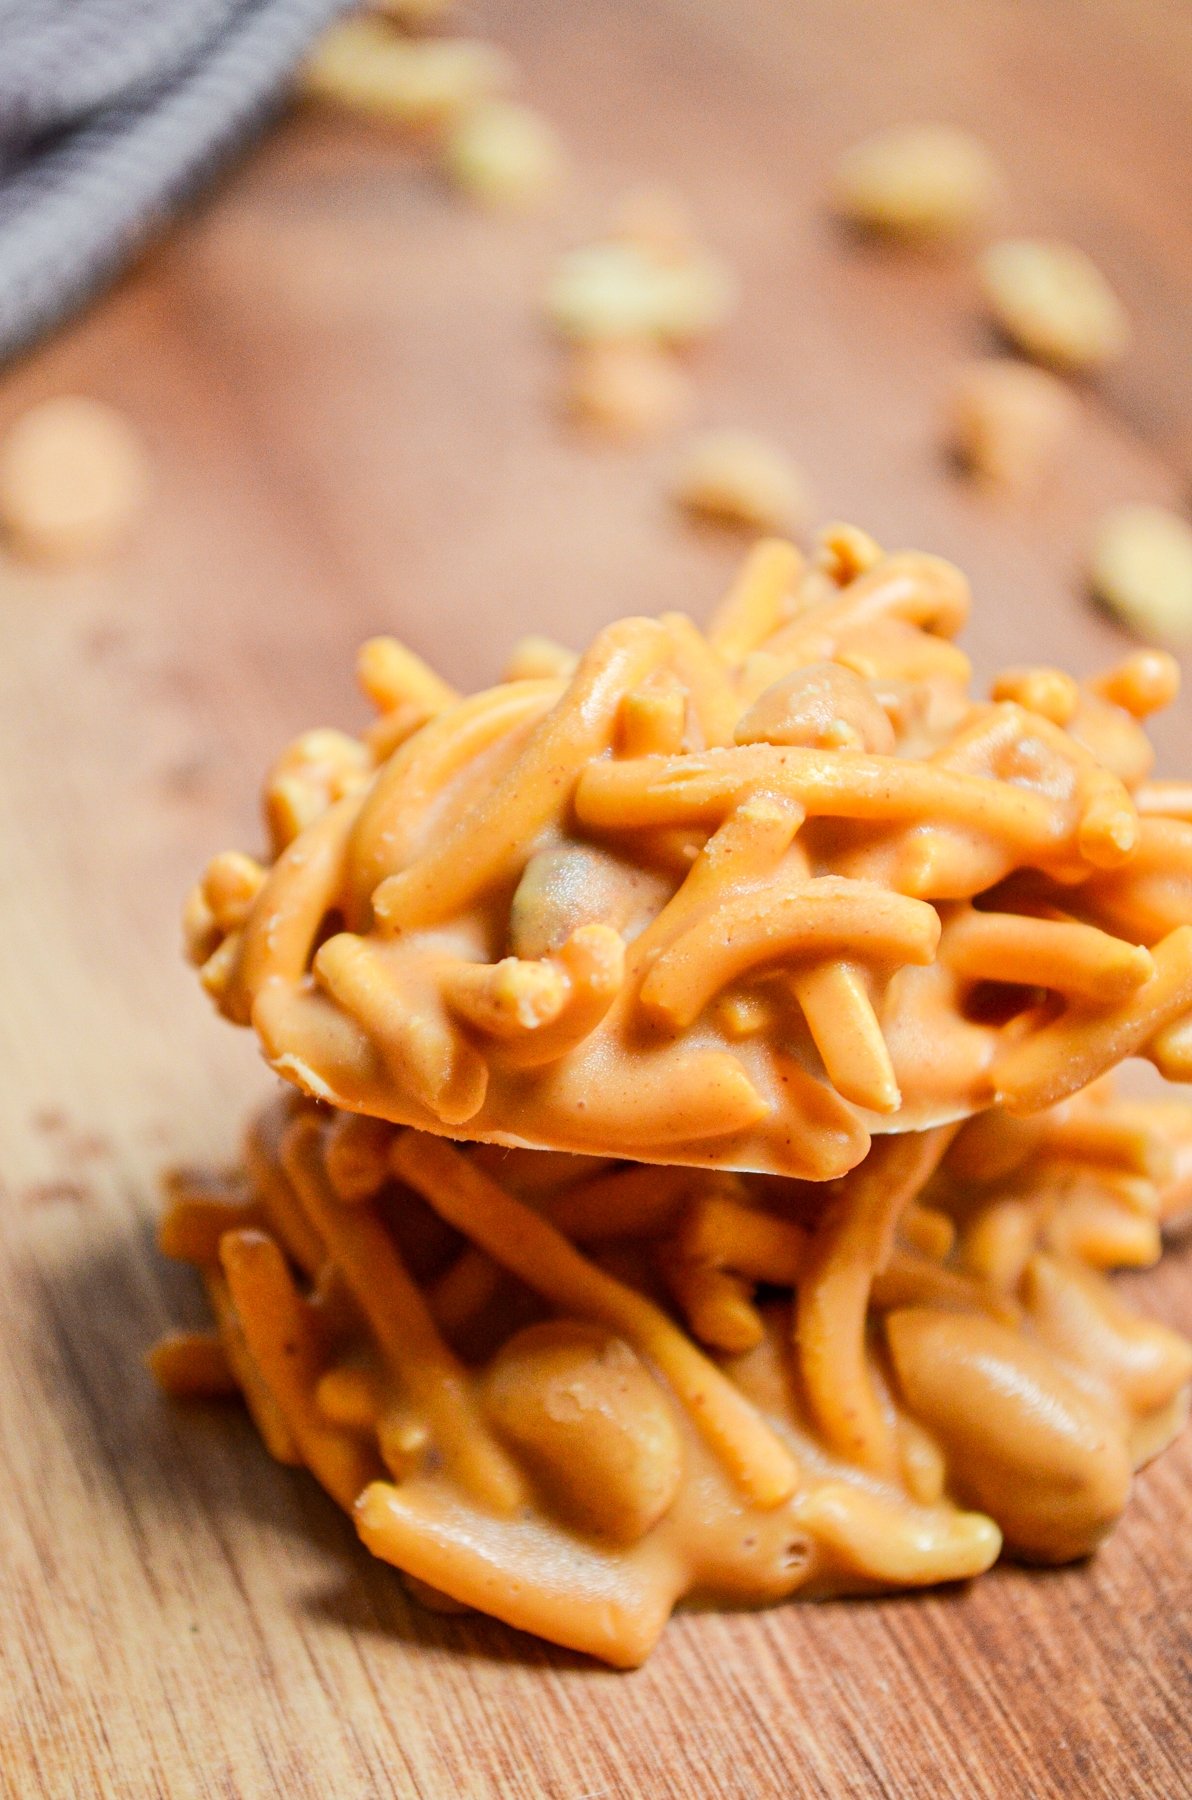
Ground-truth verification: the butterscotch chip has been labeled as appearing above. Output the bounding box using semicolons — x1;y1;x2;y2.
948;358;1074;489
443;100;565;209
1089;505;1192;643
546;241;735;346
300;19;513;129
566;340;691;439
0;396;147;562
832;124;1001;241
673;431;810;535
980;239;1129;371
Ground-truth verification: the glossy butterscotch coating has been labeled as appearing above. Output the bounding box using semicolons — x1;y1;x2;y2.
154;1079;1192;1666
186;531;1192;1178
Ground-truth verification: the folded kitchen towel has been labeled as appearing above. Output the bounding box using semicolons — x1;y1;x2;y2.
0;0;353;364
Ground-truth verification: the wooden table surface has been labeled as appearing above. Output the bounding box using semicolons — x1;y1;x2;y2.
2;1;1191;1794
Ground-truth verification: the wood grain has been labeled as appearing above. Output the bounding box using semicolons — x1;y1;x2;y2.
2;0;1191;1794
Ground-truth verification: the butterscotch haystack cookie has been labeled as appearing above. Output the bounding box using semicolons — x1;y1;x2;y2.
185;531;1192;1176
154;1073;1192;1664
163;530;1192;1664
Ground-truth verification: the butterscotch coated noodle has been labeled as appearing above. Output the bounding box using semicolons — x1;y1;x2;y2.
161;528;1192;1664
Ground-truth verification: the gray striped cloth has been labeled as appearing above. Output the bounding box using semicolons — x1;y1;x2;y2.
0;0;354;364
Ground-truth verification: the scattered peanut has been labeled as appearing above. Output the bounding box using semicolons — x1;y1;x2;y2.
549;192;731;443
673;430;810;536
947;358;1075;490
443;99;565;209
0;396;148;563
832;124;1001;242
566;339;692;440
1088;504;1192;644
980;238;1129;371
301;19;513;129
546;240;735;346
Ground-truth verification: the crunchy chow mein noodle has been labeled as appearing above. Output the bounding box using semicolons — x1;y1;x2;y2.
161;528;1192;1665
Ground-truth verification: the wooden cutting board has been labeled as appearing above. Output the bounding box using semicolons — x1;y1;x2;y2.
2;1;1190;1793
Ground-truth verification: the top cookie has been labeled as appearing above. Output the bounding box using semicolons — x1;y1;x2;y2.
185;528;1192;1179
